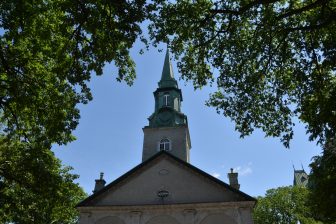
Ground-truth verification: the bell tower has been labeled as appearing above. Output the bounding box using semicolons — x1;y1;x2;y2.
142;50;191;162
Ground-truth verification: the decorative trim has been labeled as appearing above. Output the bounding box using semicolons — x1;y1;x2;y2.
77;201;256;213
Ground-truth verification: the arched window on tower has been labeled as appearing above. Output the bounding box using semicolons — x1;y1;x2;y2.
163;94;170;106
159;139;170;151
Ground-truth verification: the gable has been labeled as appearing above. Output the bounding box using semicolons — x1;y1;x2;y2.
78;152;255;207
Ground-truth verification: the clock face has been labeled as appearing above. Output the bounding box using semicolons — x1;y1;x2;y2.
158;111;172;123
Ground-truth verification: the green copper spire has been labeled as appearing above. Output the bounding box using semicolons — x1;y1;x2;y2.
146;50;188;128
158;50;178;88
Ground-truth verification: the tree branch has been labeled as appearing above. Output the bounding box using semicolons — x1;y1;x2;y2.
211;0;279;15
283;16;335;32
277;0;327;19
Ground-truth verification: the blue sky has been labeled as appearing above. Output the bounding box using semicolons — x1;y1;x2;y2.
53;44;322;197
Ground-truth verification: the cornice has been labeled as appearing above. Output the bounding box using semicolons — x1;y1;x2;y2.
77;201;255;212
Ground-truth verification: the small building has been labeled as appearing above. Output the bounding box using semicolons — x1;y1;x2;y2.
76;51;256;224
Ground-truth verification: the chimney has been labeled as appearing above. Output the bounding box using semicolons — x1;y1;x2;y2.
93;172;106;194
227;168;240;190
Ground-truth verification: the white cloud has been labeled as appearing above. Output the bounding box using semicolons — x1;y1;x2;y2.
233;166;241;172
233;163;253;176
212;172;221;178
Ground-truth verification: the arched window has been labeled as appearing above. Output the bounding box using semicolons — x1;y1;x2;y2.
163;94;169;106
159;139;170;151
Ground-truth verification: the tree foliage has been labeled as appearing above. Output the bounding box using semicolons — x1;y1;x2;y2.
309;140;336;223
0;138;86;223
149;0;336;147
0;0;146;222
0;0;146;147
253;186;321;224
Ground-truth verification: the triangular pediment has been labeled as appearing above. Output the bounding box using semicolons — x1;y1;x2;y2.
77;152;255;207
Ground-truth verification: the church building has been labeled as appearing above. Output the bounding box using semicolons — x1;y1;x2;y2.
293;166;309;187
76;51;256;224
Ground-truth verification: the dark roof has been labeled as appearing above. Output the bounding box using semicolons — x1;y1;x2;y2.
77;151;256;207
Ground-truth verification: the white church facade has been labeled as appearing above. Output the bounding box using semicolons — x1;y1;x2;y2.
76;51;256;224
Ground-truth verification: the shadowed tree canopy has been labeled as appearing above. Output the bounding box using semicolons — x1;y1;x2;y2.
309;139;336;223
149;0;336;147
0;0;145;222
0;0;146;147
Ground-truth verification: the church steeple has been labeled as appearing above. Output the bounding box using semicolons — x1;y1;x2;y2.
142;50;191;162
158;50;178;88
147;50;187;128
